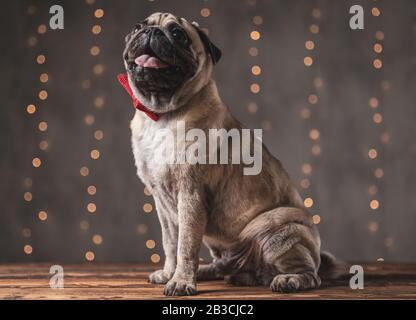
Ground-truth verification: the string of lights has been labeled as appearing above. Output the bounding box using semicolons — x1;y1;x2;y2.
138;184;156;263
300;6;322;226
80;0;106;262
22;3;51;257
247;3;263;123
142;184;158;263
367;2;392;262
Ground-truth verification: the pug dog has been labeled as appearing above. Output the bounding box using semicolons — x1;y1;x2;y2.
122;12;344;296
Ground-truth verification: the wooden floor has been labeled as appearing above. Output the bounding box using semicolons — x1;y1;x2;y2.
0;263;415;299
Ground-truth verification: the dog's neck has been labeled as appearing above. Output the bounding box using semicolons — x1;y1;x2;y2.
144;79;227;128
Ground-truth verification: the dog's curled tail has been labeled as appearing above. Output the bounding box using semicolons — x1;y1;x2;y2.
318;251;350;281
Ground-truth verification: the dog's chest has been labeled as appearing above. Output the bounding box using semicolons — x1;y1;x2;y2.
130;114;177;191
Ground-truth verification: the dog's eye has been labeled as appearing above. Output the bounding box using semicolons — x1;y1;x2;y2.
171;27;188;44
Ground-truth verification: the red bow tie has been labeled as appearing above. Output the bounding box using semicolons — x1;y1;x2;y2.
117;73;158;121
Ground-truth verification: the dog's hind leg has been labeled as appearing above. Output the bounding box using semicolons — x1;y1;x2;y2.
269;243;321;293
239;207;322;293
197;263;224;281
196;243;225;281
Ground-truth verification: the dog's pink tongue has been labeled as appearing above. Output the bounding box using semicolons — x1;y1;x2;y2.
135;54;167;69
135;54;150;67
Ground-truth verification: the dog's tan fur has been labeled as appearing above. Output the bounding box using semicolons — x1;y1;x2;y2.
127;13;341;296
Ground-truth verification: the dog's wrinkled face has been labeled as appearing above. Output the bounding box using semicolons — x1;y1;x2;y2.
123;12;221;113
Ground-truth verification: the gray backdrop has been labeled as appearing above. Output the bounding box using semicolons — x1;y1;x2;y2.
1;0;416;264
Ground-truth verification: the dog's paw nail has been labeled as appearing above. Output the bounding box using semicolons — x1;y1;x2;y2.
164;279;197;296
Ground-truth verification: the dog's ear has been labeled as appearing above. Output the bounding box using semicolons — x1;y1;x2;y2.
191;22;222;65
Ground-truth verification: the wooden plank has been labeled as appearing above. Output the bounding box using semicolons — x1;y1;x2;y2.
0;263;415;299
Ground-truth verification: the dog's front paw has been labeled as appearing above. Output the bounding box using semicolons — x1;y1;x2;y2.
149;269;173;284
164;278;197;296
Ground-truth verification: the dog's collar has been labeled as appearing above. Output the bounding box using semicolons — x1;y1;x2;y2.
117;73;159;121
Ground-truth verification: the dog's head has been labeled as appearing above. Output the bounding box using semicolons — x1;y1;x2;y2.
123;12;221;114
